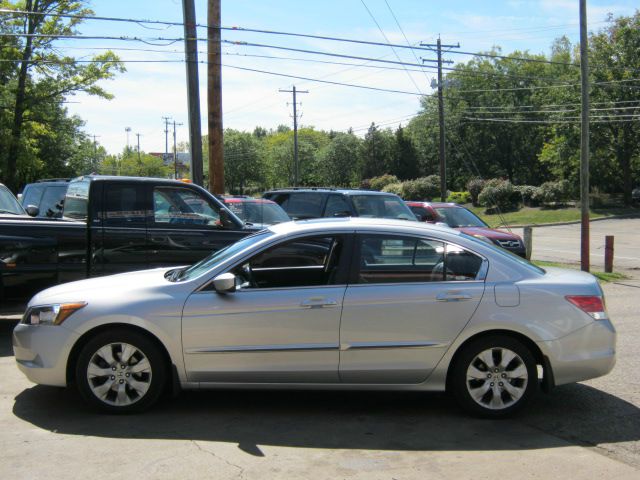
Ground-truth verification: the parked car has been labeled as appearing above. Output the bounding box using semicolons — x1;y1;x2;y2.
0;175;257;309
406;201;526;258
263;188;416;221
0;182;29;217
14;218;615;416
632;186;640;203
20;178;70;218
222;196;290;226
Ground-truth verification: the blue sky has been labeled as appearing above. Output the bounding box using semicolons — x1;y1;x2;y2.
59;0;638;154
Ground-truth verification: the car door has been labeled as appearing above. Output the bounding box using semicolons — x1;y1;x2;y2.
181;233;352;384
339;233;486;384
147;185;247;268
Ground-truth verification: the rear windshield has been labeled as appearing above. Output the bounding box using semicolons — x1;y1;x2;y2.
435;207;487;228
64;179;90;220
460;233;545;275
351;194;416;221
226;201;290;225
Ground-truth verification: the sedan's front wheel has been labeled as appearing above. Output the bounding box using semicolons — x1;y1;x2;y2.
75;329;167;413
451;336;538;417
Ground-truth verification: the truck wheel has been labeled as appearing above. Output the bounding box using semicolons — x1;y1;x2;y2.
450;336;537;417
75;329;166;413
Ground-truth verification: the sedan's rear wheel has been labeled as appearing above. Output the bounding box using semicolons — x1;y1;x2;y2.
451;336;537;417
75;329;166;413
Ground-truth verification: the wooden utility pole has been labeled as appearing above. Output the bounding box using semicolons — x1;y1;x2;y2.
182;0;204;186
421;38;458;201
579;0;590;272
208;0;224;193
279;86;309;186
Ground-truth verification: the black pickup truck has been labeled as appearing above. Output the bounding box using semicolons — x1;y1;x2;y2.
0;175;257;310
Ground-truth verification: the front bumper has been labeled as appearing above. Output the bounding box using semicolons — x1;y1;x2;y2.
12;323;80;387
538;319;616;386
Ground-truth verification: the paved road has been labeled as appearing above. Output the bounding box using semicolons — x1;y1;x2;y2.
1;279;639;479
513;218;640;271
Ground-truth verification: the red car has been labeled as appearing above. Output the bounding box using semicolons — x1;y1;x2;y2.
406;201;527;258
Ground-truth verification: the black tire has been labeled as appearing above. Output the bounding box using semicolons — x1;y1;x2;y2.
75;329;167;413
450;335;538;418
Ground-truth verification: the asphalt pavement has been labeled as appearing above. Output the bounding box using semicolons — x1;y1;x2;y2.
513;217;640;271
1;274;639;479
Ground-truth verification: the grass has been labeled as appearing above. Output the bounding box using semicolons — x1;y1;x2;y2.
467;205;639;228
533;260;629;283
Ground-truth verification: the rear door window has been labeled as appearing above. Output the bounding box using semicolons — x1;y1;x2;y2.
281;193;325;219
103;184;148;226
324;195;352;217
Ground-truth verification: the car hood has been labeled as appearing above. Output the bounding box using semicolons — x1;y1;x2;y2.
457;226;522;241
28;267;175;306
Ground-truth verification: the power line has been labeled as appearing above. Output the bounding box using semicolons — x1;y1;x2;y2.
360;0;424;94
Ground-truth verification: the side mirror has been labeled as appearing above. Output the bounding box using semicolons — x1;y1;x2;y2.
25;205;39;217
219;209;234;228
213;272;236;293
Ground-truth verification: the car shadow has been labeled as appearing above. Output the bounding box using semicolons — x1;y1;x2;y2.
0;319;18;357
12;383;640;455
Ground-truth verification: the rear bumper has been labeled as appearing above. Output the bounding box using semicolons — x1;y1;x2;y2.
538;319;616;386
12;323;78;387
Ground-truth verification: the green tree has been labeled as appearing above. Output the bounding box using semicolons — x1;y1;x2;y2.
0;0;124;190
223;129;265;194
317;132;361;187
360;123;395;179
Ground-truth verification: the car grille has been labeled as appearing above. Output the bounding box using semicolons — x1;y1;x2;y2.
495;239;522;249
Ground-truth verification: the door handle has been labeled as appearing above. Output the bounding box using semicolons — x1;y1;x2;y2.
300;297;338;308
436;292;472;302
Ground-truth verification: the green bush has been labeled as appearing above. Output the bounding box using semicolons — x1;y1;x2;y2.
478;178;519;211
466;178;486;206
369;174;399;191
402;175;440;200
446;191;471;204
514;185;541;207
535;180;571;206
381;182;404;197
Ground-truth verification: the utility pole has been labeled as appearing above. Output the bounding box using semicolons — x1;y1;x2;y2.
135;133;142;164
173;120;184;179
182;0;204;186
125;126;131;152
207;0;224;193
579;0;590;272
92;135;100;173
162;116;172;167
279;85;309;186
421;38;458;201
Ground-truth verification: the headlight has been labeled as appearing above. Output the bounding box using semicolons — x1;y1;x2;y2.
23;302;87;326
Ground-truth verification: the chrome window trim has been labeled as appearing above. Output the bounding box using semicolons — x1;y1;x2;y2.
252;265;325;272
185;342;340;354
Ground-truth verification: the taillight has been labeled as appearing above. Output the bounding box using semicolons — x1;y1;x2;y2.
565;295;608;320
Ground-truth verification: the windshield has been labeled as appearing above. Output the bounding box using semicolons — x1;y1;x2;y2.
435;207;487;228
460;232;545;275
0;184;26;215
351;195;416;221
172;230;274;281
227;201;290;225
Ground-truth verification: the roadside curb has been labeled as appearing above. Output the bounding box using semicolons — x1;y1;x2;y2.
500;213;640;229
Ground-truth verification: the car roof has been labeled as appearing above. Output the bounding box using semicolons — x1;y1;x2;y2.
267;217;458;236
265;188;401;196
74;175;195;186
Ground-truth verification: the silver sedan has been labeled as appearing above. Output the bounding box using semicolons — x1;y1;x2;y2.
13;218;616;416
